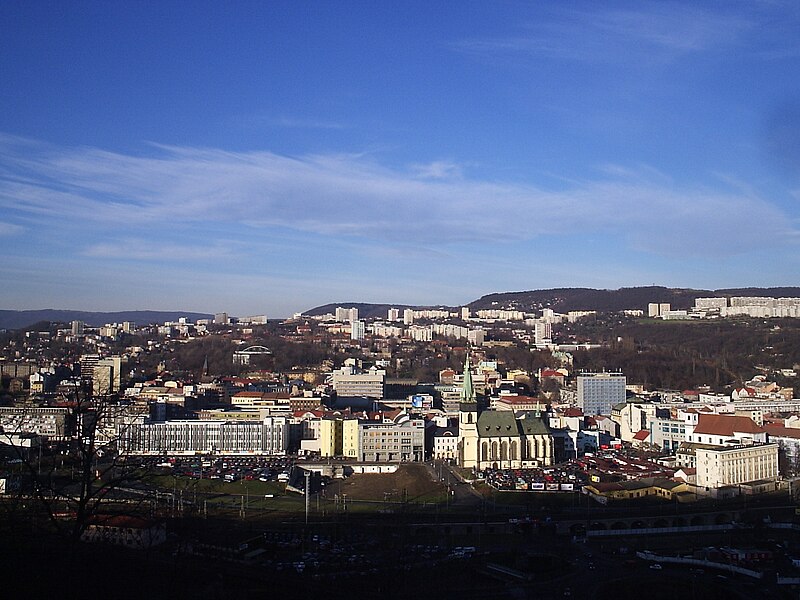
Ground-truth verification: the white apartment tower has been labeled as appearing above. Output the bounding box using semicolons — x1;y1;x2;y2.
351;320;366;340
335;307;358;323
534;322;552;345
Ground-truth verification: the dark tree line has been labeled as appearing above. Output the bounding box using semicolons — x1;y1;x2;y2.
566;317;800;392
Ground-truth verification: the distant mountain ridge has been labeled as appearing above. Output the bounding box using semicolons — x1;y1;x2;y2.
0;310;213;330
304;286;800;317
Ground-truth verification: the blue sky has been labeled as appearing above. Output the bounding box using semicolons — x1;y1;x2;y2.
1;1;799;317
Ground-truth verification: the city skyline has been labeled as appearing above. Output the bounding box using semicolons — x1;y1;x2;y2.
2;1;799;317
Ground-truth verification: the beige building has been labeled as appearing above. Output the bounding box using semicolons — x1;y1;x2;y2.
331;365;385;398
695;443;778;490
359;412;424;462
93;356;124;394
318;416;359;459
493;395;548;412
610;401;658;443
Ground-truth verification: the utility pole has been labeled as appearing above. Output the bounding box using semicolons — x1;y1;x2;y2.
305;470;311;525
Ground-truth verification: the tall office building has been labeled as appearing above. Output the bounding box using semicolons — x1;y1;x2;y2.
387;308;400;321
577;372;626;416
80;354;101;379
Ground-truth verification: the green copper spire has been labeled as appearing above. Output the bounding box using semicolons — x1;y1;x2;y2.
461;349;475;402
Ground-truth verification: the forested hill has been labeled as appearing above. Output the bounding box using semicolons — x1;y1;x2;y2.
304;286;800;317
0;310;212;330
469;286;697;312
471;286;800;312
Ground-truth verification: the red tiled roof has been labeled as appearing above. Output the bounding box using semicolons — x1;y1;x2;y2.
292;409;325;418
86;514;160;529
764;424;800;440
541;369;563;378
693;413;764;436
497;395;544;405
633;430;650;441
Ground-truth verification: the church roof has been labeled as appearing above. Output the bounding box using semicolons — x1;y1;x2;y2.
476;410;551;437
693;413;764;436
517;412;551;435
477;410;519;438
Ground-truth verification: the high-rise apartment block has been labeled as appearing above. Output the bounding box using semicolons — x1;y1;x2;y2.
351;320;365;340
534;322;552;345
335;307;358;323
647;303;671;318
577;372;626;416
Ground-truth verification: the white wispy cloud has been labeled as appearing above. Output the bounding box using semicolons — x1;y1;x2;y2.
452;4;754;64
411;160;464;180
235;115;347;130
81;239;234;261
0;222;23;236
0;134;795;258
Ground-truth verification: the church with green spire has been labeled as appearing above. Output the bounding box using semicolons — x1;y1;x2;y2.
457;351;479;468
457;349;555;471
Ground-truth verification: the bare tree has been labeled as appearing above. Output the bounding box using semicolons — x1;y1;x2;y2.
1;382;149;546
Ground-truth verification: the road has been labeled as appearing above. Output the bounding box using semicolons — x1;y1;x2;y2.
425;459;483;507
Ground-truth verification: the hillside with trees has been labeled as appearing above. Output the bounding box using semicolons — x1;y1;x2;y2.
302;286;800;318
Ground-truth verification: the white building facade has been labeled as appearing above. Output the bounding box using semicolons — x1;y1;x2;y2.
120;417;288;455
